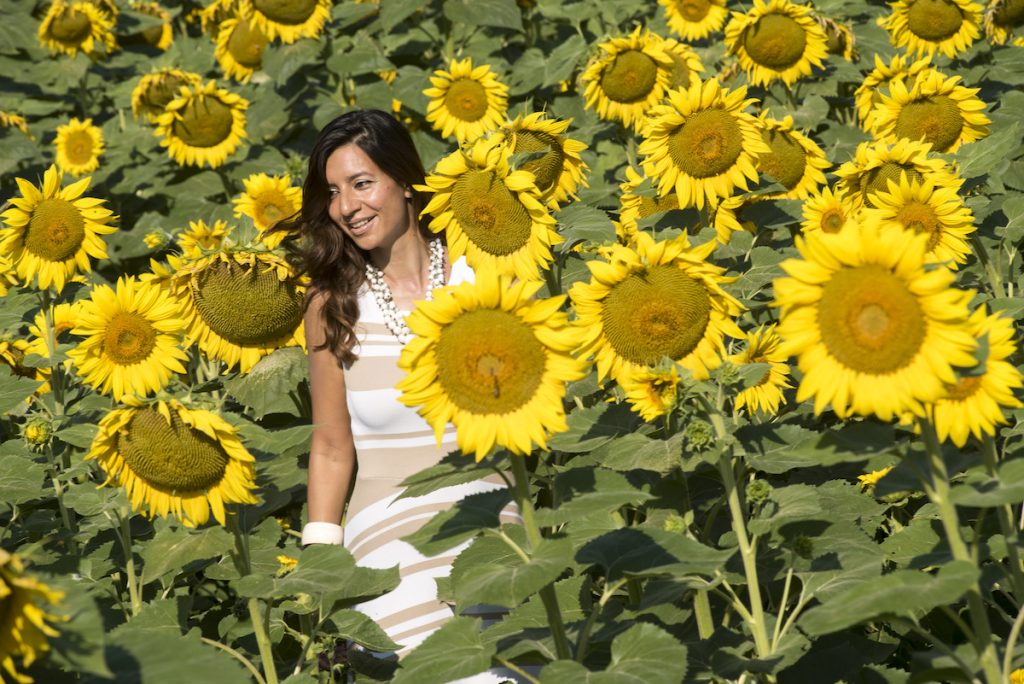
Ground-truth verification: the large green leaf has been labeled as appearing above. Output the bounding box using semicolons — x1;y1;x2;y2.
397;449;498;499
224;347;308;419
577;527;733;580
443;0;524;31
139;524;233;586
390;617;496;684
0;371;42;415
328;609;401;652
548;402;641;453
0;451;48;506
950;458;1024;507
534;467;653;526
402;487;514;556
539;623;687;684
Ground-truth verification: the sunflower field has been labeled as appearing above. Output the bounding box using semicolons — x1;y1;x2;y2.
2;0;1024;681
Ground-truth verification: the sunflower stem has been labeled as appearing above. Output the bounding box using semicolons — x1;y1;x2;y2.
41;298;66;415
247;597;279;684
694;587;714;639
981;435;1024;602
920;418;1003;683
969;234;1005;299
510;455;572;661
116;509;142;617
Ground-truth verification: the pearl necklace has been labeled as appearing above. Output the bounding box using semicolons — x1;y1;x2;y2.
365;238;446;344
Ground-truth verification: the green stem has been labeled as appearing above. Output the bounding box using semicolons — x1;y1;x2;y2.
42;300;66;414
920;419;1003;683
981;435;1024;601
292;614;317;676
510;456;572;661
771;566;794;650
970;234;1005;299
1003;604;1024;677
694;588;714;640
247;598;279;684
116;510;142;617
202;637;266;684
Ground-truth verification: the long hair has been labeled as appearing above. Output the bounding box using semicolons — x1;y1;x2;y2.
281;109;430;366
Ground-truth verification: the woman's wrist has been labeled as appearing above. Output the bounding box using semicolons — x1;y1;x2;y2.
301;521;344;546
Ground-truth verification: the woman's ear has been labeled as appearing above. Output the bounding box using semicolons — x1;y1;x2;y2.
404;187;414;200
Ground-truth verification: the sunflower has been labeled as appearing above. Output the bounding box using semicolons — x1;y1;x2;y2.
580;27;674;131
86;399;259;527
727;324;792;416
0;112;32;139
175;219;233;257
869;69;990;153
500;113;589;209
419;135;560;281
657;37;706;90
863;172;975;267
619;365;681;421
882;0;983;57
985;0;1024;43
38;0;116;57
25;303;80;394
199;0;237;34
570;231;744;385
0;550;65;684
214;16;269;83
0;338;35;380
232;173;300;247
126;1;173;50
712;194;758;244
154;80;248;168
774;220;977;421
0;255;19;297
819;15;857;60
131;68;203;123
168;250;305;372
238;0;330;43
857;465;895;489
929;306;1023;446
855;54;934;129
0;165;116;293
54;117;104;176
396;273;586;460
834;138;961;210
67;277;188;401
659;0;729;41
801;185;858;235
756;112;829;199
424;57;509;143
724;0;829;87
615;167;692;243
639;78;770;211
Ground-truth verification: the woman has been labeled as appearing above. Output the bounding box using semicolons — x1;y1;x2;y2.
288;110;520;675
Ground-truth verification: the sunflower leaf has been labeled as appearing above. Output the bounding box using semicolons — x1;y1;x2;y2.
139;525;233;586
539;623;688;684
443;0;524;32
389;616;496;684
0;450;47;506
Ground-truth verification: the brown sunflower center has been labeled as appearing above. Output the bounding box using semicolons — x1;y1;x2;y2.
450;169;533;255
434;309;546;415
141;74;191;114
743;14;808;70
64;129;96;166
820;207;845;233
906;0;964;40
601;265;712;365
118;408;230;492
945;374;983;400
860;163;925;207
444;78;490;123
101;312;158;365
253;190;289;225
892;95;964;153
172;95;235;149
818;264;926;373
759;129;807;190
252;0;317;24
513;129;564;194
896;199;943;250
26;198;86;262
668;108;744;179
674;0;712;21
600;50;659;103
993;0;1024;27
190;261;303;345
227;19;269;67
51;8;92;44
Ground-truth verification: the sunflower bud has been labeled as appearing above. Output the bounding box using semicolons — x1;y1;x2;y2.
23;417;54;451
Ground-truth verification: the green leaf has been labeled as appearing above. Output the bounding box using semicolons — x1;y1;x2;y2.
595;433;684;474
58;423;99;449
799;560;980;635
557;203;617;247
740;421;897;474
397;449;498;499
443;0;524;31
379;0;429;32
540;623;687;684
223;346;308;419
390;616;496;684
549;402;641;453
957;121;1022;178
139;525;233;585
0;290;36;331
0;451;48;506
577;527;733;581
329;609;402;652
950;458;1024;506
402;488;514;556
543;34;588;87
0;370;42;414
534;467;654;526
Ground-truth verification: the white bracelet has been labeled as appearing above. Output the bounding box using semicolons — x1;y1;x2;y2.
301;522;344;546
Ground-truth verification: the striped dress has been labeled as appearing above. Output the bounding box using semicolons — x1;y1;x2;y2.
343;257;522;680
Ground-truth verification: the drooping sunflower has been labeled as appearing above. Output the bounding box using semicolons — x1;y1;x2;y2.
580;27;674;131
756;112;829;199
126;1;173;50
619;365;681;422
167;250;306;372
131;68;203;123
834;138;961;210
214;16;269;83
882;0;983;57
154;80;248;168
659;0;729;41
54;117;104;176
727;324;792;416
199;0;237;34
0;550;65;684
615;167;693;243
570;231;744;385
0;255;19;297
657;37;706;90
985;0;1024;43
38;0;116;57
86;399;259;527
175;219;233;257
855;54;934;129
774;220;977;421
869;69;990;153
67;277;189;401
0;112;32;139
0;165;116;293
424;57;509;143
818;14;857;60
724;0;829;87
396;273;586;460
26;303;80;394
801;185;859;235
864;172;975;267
419;135;560;281
639;78;770;210
929;306;1023;446
712;194;758;244
500;113;589;210
238;0;330;43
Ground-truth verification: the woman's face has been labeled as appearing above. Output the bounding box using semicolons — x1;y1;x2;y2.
324;142;415;254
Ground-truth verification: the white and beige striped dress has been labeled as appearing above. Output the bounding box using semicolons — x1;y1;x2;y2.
343;257;522;679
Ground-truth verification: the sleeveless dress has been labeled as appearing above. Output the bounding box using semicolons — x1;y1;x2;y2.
342;257;522;681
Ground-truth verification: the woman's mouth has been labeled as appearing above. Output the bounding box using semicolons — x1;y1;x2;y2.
348;215;374;236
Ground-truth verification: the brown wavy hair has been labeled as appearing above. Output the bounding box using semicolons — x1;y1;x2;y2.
279;109;432;366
